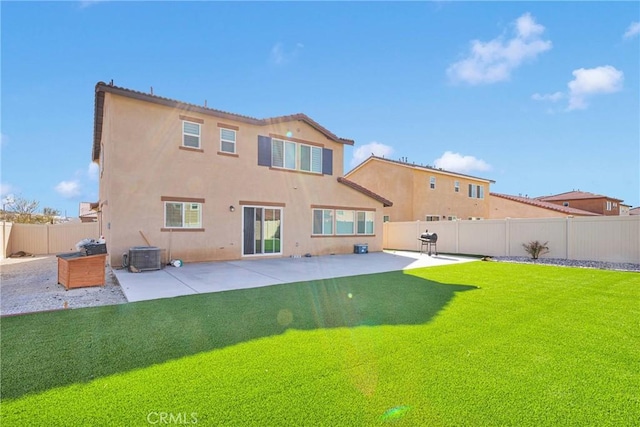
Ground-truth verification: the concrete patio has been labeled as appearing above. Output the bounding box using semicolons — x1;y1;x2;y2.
113;250;479;302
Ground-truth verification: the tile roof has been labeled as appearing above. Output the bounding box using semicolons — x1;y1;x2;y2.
337;177;393;207
93;81;353;161
536;190;623;202
491;192;599;216
346;155;495;183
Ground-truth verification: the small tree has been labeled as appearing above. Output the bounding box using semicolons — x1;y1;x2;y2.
42;207;61;224
8;197;40;224
522;240;550;260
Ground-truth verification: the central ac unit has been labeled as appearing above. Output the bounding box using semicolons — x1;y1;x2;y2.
128;246;161;272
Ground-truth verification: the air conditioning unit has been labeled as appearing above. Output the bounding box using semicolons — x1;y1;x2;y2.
128;246;161;272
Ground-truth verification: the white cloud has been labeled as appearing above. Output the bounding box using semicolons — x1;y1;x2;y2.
623;22;640;39
531;91;564;102
1;183;15;198
55;181;82;199
87;162;99;181
433;151;491;174
350;142;394;169
447;12;551;85
269;42;304;66
567;65;623;110
78;0;107;8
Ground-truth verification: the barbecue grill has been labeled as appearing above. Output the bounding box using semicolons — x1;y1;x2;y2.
418;229;438;256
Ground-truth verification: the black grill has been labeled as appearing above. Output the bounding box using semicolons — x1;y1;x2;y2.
418;230;438;256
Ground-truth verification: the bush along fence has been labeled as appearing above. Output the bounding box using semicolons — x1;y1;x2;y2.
383;215;640;264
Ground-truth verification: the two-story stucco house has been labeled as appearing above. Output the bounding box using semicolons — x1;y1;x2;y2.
344;156;494;222
92;82;391;266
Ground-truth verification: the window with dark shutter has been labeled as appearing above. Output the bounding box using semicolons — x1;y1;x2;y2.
257;136;272;166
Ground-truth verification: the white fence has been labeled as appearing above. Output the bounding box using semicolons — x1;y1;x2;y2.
383;216;640;264
1;222;100;258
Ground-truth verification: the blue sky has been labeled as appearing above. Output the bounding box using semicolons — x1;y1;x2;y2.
2;1;639;217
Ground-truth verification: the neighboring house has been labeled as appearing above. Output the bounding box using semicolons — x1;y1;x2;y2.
344;156;494;222
630;207;640;216
619;204;631;216
92;82;391;266
489;193;599;219
79;202;98;222
536;191;625;216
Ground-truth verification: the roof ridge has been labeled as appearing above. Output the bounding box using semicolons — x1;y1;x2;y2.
337;177;393;207
491;192;599;216
94;81;354;148
353;155;495;183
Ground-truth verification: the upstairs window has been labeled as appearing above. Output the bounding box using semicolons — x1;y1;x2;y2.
258;135;333;175
430;177;436;189
468;184;484;199
182;121;201;148
272;139;297;170
454;181;460;193
220;128;236;154
300;144;323;173
426;215;440;221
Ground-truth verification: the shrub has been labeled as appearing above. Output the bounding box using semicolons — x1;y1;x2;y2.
522;240;549;260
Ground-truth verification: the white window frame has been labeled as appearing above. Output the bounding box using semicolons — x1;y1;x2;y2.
425;215;440;222
430;176;436;190
454;181;460;193
606;201;612;211
299;144;322;174
313;208;375;236
335;210;355;235
220;128;236;154
383;215;390;223
356;211;375;235
468;184;484;199
312;209;334;235
272;138;297;170
182;121;201;149
164;201;202;229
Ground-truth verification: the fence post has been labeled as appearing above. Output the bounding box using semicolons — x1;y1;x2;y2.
505;218;510;256
566;216;572;260
455;219;459;253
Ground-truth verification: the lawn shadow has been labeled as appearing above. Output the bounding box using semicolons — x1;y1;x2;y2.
0;270;476;400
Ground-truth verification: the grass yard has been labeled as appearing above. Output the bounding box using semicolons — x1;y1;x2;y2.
1;262;638;426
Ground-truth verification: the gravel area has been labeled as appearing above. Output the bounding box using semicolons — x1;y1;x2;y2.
492;256;640;272
1;255;127;316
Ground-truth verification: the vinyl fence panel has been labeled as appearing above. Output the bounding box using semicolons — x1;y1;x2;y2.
384;216;639;264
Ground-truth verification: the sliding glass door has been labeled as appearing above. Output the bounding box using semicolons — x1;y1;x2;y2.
243;207;282;255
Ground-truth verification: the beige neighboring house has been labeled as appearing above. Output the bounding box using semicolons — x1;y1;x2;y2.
619;204;631;216
79;202;98;222
536;191;625;216
630;207;640;216
489;193;599;219
344;156;494;222
92;82;391;266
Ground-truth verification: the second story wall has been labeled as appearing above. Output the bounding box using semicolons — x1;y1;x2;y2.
346;157;492;222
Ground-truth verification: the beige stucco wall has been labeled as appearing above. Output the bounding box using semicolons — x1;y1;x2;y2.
489;195;577;219
346;158;490;222
98;93;383;266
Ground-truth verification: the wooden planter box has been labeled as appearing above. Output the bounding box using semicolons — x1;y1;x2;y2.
57;253;107;289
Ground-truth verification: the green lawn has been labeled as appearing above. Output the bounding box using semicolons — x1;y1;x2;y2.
1;262;638;426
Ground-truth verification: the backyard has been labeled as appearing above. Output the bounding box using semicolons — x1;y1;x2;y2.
1;262;638;426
